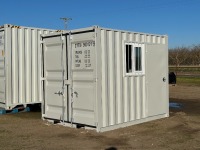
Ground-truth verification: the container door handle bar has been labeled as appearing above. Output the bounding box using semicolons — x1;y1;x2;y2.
54;91;63;96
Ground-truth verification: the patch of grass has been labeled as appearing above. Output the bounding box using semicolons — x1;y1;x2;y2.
169;66;200;74
177;77;200;86
169;69;200;74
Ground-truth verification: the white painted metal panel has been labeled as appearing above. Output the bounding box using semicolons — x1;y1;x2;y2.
100;29;147;128
0;24;55;109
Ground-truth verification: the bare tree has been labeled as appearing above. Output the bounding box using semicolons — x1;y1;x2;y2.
169;44;200;67
169;47;190;75
169;47;189;66
193;45;200;65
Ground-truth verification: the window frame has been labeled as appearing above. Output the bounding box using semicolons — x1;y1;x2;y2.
124;42;145;76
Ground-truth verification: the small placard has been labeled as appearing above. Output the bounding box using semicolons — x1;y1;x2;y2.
72;41;95;70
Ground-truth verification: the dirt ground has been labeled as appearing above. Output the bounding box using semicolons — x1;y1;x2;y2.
0;85;200;150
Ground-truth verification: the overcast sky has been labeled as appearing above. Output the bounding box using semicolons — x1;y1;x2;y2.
0;0;200;48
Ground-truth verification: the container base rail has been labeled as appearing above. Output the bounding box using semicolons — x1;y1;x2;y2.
43;118;97;131
0;106;30;115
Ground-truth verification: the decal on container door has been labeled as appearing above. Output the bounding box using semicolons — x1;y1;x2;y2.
72;40;95;70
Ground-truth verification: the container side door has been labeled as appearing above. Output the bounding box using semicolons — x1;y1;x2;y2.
43;35;68;121
70;32;96;126
0;30;5;104
146;44;168;117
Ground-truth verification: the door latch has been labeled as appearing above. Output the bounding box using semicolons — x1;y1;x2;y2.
54;91;63;96
71;91;78;98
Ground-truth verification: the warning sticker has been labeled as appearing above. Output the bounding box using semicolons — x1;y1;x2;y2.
1;50;4;56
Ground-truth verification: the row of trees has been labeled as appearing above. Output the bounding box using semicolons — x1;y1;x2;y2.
169;45;200;66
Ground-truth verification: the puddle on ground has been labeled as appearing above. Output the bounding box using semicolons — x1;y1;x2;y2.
169;102;183;109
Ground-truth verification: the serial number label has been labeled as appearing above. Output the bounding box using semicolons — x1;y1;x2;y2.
75;41;95;48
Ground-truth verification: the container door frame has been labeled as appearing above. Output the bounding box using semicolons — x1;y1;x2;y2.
145;43;168;117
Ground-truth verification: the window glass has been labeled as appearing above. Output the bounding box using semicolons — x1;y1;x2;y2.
126;44;132;73
135;47;142;71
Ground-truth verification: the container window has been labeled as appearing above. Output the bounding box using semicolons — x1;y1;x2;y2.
125;43;145;76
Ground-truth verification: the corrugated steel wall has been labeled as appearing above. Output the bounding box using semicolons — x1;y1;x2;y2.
0;30;5;103
4;25;54;109
100;29;167;127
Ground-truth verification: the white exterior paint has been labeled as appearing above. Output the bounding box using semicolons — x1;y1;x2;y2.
42;26;169;132
0;24;55;109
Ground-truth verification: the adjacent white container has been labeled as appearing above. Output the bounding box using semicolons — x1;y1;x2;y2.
41;26;169;132
0;24;55;109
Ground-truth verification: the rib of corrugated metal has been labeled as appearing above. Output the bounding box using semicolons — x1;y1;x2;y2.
100;29;167;127
0;30;5;104
1;24;55;109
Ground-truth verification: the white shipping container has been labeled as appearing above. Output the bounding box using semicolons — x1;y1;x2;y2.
0;24;55;110
41;26;169;132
